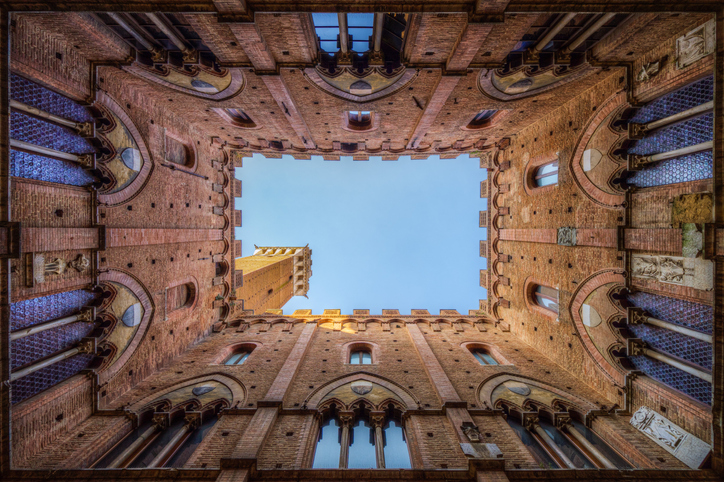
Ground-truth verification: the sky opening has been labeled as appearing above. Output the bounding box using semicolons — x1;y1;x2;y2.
235;153;488;314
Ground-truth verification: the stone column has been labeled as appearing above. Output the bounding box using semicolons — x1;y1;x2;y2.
628;339;712;382
10;307;95;341
555;414;616;469
148;412;200;468
370;411;386;469
338;411;354;469
337;13;349;55
523;413;575;469
107;413;169;468
627;307;712;343
10;338;96;381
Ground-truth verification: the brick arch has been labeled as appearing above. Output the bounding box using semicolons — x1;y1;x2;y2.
130;373;246;412
478;65;595;101
124;65;246;101
96;91;154;207
569;269;627;386
341;340;380;365
305;372;419;410
477;373;597;414
569;90;627;209
460;341;513;366
98;270;154;384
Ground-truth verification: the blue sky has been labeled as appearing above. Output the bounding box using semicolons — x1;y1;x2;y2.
235;153;488;315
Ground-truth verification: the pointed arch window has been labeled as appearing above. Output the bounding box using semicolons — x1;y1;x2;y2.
312;406;411;469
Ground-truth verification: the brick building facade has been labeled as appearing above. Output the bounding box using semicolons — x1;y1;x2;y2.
0;1;722;481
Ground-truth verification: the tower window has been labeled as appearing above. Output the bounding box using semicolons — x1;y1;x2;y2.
534;161;559;187
218;108;257;128
534;285;559;314
350;349;372;365
347;111;373;131
225;350;251;365
471;349;498;366
466;109;499;129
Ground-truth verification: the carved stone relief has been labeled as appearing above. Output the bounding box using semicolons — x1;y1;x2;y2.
32;253;89;284
631;255;713;291
557;227;577;246
676;19;715;70
630;406;710;468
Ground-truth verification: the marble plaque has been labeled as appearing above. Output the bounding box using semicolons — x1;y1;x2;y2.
630;406;710;468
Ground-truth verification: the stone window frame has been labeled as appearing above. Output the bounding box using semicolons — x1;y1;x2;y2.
212;107;262;129
165;277;199;319
341;340;380;366
460;109;507;131
523;277;560;321
212;342;261;366
460;341;513;366
341;110;380;133
523;152;559;196
163;130;198;172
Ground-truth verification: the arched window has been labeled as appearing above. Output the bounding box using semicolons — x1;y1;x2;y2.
471;348;498;366
312;405;411;469
347;111;372;131
166;283;196;313
350;348;372;365
220;108;257;128
533;161;558;187
225;348;252;365
164;136;192;167
534;285;559;314
467;109;498;129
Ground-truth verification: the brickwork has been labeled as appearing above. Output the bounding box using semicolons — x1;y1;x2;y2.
2;5;721;481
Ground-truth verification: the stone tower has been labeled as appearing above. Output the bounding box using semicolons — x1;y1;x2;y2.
234;246;312;314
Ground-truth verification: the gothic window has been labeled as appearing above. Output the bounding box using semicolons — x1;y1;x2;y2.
347;14;374;53
347;111;372;131
312;406;411;469
503;406;631;469
471;348;498;366
166;283;195;313
222;108;257;128
350;349;372;365
93;409;220;468
312;13;341;52
466;109;498;129
533;161;559;187
225;348;252;365
534;285;559;314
